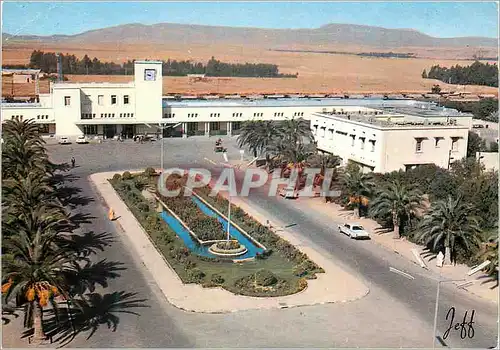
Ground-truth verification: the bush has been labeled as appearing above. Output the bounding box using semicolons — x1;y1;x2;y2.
254;269;278;286
137;202;150;212
188;268;206;283
210;273;225;284
216;240;240;250
144;167;157;177
255;249;273;259
122;171;132;180
112;173;122;182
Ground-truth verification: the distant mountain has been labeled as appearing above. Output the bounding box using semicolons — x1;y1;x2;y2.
3;22;497;48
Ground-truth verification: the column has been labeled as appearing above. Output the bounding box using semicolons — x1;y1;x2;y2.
227;121;232;136
205;122;210;137
182;122;187;138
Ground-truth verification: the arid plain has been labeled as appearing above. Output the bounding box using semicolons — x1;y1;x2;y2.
2;41;498;96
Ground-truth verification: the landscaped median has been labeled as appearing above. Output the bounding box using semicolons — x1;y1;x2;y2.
90;169;369;313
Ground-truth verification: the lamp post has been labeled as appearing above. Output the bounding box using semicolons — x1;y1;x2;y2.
223;152;231;242
432;276;466;348
157;123;181;173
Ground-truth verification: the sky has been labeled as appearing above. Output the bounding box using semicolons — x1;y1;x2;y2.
2;1;498;38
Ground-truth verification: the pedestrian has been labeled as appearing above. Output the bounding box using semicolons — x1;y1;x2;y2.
71;157;75;168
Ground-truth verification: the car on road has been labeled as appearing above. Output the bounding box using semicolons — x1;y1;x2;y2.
76;135;89;144
58;136;71;145
338;223;370;239
279;186;299;199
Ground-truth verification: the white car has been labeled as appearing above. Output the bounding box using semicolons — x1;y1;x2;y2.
279;186;298;199
338;223;370;239
76;135;89;144
58;137;71;145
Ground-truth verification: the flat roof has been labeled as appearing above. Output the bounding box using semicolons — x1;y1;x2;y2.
163;98;472;117
313;111;469;129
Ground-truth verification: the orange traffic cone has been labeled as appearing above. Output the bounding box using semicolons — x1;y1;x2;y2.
108;208;115;221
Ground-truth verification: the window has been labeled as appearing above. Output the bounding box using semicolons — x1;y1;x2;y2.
131;113;134;118
351;135;356;146
37;115;40;120
239;113;242;117
64;96;71;106
329;129;334;140
210;122;220;131
435;137;443;148
123;95;129;104
313;125;318;135
98;95;104;105
415;138;423;153
370;140;376;152
451;137;459;151
93;114;96;118
84;125;98;135
111;95;117;105
112;113;115;118
360;137;365;150
100;113;104;118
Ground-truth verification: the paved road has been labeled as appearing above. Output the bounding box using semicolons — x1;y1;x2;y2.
42;137;498;348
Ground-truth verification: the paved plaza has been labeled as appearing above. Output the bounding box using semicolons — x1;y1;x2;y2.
3;136;497;348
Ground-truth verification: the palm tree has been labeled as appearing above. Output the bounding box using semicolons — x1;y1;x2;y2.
277;118;314;145
475;231;498;286
2;119;52;179
2;203;75;342
414;195;483;265
237;120;280;162
340;164;375;218
369;181;424;239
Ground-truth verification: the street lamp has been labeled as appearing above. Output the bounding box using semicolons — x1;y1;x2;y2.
222;152;231;243
157;123;181;173
432;276;466;348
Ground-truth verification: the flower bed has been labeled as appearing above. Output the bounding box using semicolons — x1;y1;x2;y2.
109;170;324;297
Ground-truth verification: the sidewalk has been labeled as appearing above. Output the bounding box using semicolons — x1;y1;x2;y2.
90;171;369;314
300;196;498;304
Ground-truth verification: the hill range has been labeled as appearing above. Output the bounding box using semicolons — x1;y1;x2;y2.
2;22;498;96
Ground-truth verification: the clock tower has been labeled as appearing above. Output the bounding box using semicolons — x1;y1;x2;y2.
134;60;163;122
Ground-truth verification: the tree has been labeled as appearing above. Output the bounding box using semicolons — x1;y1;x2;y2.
475;230;498;286
237;120;281;162
431;84;441;94
277;118;314;146
467;131;486;158
414;195;482;265
340;163;375;218
369;181;424;239
490;141;498;152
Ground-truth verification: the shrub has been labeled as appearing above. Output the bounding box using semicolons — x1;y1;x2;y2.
137;202;150;212
216;240;240;250
210;273;225;284
112;173;122;182
297;278;308;291
122;171;132;180
188;268;206;283
189;216;226;241
254;269;277;286
144;167;157;177
255;249;273;260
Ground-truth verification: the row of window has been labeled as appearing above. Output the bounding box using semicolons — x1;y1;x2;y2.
293;112;305;117
83;125;98;135
81;113;134;119
314;126;376;152
158;111;302;119
36;115;50;120
415;137;459;153
65;95;131;107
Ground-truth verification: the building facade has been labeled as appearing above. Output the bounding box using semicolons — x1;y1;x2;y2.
1;60;474;173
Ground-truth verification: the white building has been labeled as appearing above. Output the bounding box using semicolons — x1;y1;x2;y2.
1;60;473;173
311;111;470;173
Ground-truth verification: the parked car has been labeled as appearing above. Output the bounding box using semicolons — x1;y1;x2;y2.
76;135;89;144
279;186;299;199
338;223;370;239
58;137;71;145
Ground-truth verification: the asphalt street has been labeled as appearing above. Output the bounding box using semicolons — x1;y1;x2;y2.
40;137;498;348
